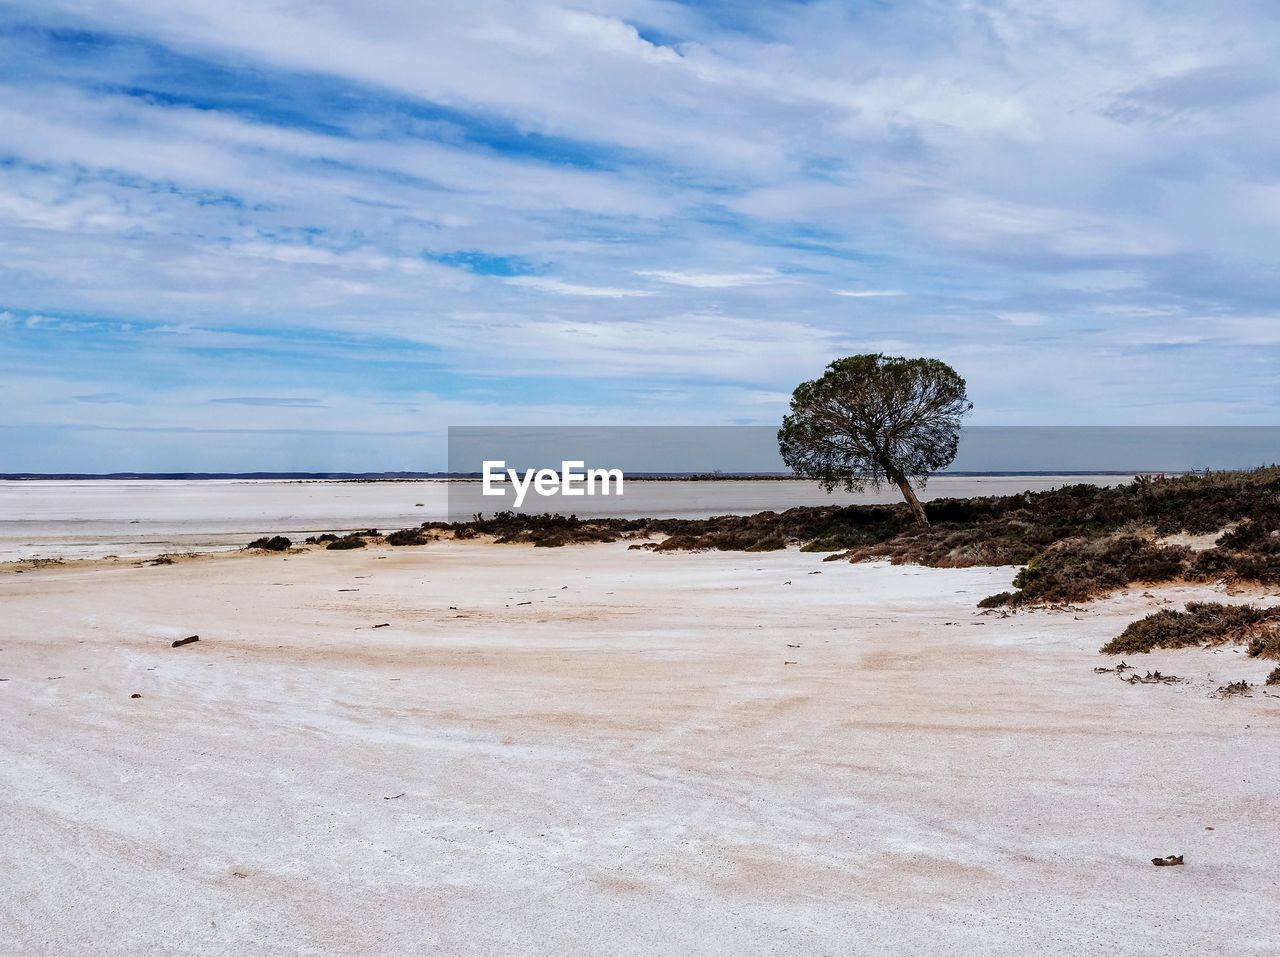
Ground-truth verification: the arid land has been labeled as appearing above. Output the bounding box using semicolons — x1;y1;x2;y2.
2;540;1278;955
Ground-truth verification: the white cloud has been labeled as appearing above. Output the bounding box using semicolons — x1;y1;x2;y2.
637;269;781;288
503;277;654;298
3;0;1280;469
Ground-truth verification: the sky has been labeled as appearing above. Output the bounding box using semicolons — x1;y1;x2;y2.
1;0;1278;471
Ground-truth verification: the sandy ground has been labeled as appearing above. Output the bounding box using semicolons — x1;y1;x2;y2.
1;542;1278;955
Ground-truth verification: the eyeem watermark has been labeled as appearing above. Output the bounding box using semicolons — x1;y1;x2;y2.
482;460;625;507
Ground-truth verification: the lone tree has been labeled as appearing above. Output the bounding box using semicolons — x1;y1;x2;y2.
778;354;971;526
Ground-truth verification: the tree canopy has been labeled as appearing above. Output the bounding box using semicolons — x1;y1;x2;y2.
777;354;971;525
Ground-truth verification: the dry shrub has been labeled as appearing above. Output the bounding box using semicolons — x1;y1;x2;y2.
1188;513;1280;585
1216;680;1252;698
1101;602;1280;655
984;535;1192;607
386;528;430;546
326;535;367;550
246;535;291;552
1246;628;1280;659
423;512;646;547
427;468;1280;609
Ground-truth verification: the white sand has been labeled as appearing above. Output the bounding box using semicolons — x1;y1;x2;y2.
2;543;1278;955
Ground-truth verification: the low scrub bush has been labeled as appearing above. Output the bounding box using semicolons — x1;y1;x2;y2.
326;535;367;550
1101;602;1280;655
386;528;430;546
983;536;1192;607
246;535;291;552
430;468;1280;610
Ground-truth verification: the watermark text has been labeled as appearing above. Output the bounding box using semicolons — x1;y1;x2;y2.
482;460;625;507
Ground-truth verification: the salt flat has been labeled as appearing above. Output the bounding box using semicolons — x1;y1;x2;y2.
1;542;1277;955
0;475;1130;561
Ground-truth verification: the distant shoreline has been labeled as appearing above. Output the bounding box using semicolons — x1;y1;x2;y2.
0;470;1154;482
0;472;1141;563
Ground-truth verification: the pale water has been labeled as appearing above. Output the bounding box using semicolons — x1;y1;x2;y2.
0;475;1132;561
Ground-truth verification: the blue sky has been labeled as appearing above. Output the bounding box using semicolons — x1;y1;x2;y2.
1;0;1278;471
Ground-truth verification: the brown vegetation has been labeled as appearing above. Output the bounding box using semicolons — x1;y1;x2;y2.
386;527;432;546
422;512;648;547
431;468;1280;607
326;534;368;550
1215;680;1253;698
241;469;1280;672
246;535;291;552
1100;602;1280;656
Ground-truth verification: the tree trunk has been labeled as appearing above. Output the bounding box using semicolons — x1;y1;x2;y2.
895;477;929;526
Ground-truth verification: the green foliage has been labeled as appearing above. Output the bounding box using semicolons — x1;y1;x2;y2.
777;354;971;522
